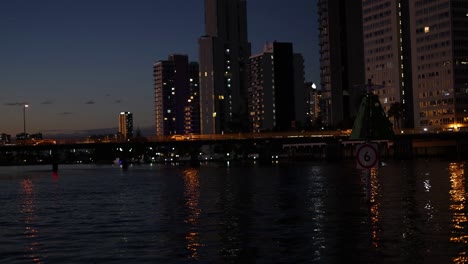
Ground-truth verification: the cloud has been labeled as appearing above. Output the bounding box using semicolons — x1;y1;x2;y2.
58;112;73;115
4;102;28;106
85;100;95;105
41;100;54;105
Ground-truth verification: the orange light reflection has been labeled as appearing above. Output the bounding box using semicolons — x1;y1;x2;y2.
20;179;43;264
182;168;204;259
448;163;467;263
369;167;381;248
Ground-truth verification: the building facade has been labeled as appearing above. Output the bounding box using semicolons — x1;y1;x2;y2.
118;112;133;140
153;55;200;136
247;42;306;132
362;0;414;129
199;0;251;134
409;0;468;131
305;82;322;129
317;0;366;129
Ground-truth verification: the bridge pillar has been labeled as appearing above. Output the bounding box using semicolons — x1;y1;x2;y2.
51;148;59;172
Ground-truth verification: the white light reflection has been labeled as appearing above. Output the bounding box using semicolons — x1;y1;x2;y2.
306;167;326;261
423;177;434;221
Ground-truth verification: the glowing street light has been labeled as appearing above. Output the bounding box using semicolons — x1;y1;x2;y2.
23;104;29;134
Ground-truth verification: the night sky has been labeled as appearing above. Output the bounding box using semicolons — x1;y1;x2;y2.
0;0;318;137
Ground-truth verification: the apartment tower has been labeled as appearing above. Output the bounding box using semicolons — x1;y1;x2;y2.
247;42;306;132
362;0;414;129
409;0;468;131
118;112;133;140
153;55;200;136
199;0;252;134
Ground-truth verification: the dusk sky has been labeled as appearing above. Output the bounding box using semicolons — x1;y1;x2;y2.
0;0;318;137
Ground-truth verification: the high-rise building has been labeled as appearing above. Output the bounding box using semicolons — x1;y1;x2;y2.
409;0;468;131
305;82;322;128
247;42;306;132
317;0;366;129
0;133;11;145
153;55;200;136
362;0;413;129
118;112;133;140
199;0;252;134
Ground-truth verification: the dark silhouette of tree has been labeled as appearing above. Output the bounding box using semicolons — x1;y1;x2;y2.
387;102;404;129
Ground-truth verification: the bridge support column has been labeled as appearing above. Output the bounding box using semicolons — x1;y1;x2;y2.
51;148;59;172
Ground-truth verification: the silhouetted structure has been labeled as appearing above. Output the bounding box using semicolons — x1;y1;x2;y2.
199;0;252;134
350;93;394;140
248;42;306;132
317;0;365;129
153;55;200;136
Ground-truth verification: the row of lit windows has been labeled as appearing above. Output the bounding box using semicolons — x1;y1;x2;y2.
419;98;454;108
416;21;450;35
419;89;452;98
419;117;463;126
417;78;452;90
420;108;454;117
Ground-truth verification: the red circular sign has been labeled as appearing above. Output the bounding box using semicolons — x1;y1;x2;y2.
356;143;379;169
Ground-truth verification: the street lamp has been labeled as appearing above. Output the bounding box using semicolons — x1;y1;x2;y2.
23;104;29;134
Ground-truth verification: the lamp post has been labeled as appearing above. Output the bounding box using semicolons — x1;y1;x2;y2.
23;104;29;134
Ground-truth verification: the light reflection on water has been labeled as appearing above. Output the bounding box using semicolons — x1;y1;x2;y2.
369;167;381;249
182;168;203;259
449;163;468;263
0;161;466;263
20;179;43;264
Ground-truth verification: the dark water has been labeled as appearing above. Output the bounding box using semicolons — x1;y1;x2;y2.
0;160;466;264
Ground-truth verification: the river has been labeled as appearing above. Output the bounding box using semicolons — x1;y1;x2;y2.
0;159;466;263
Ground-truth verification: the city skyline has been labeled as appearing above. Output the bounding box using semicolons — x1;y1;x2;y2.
0;0;318;137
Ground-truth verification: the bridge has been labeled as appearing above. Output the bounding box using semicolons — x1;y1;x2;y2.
1;130;468;169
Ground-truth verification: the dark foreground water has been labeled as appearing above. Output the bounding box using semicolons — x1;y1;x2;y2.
0;160;466;264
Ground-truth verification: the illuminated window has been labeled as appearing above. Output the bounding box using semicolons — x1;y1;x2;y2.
219;95;224;100
424;26;430;33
